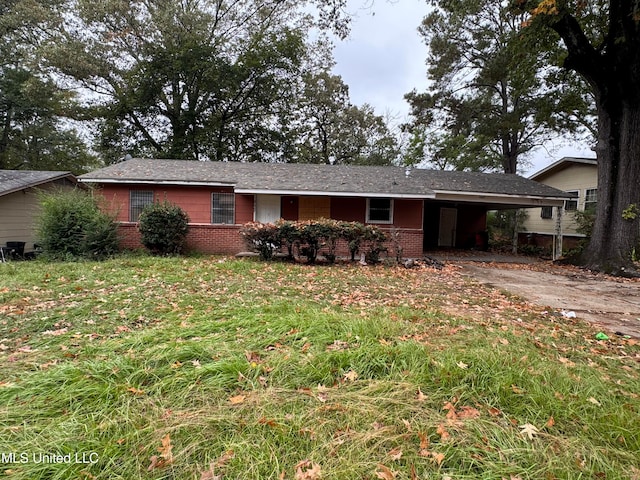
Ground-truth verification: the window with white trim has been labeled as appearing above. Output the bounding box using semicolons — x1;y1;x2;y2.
585;188;597;211
212;192;235;224
367;198;393;224
564;191;579;211
129;190;154;222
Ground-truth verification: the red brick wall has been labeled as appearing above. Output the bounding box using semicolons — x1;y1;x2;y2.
116;223;245;254
99;184;425;257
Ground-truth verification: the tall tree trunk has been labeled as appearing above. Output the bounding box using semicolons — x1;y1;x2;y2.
581;99;640;275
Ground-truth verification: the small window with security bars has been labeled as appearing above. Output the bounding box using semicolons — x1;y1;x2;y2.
540;206;553;219
129;191;154;222
212;192;235;224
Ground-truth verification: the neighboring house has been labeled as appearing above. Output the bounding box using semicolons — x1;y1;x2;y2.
0;170;78;256
520;157;598;251
78;158;572;258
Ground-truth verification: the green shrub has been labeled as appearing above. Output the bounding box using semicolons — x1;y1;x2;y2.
36;188;120;260
138;201;190;255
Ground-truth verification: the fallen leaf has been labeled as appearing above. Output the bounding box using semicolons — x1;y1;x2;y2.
587;397;602;406
343;370;358;382
388;447;403;461
457;361;468;369
416;387;427;402
519;423;539;440
458;406;481;419
511;385;525;394
229;394;246;405
148;434;173;471
431;452;445;466
295;460;322;480
375;464;396;480
127;387;144;396
436;423;450;441
545;416;555;428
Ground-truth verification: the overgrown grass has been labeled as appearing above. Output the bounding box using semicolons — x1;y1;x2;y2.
1;256;639;479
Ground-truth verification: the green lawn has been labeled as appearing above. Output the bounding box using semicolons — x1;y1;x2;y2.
0;256;638;479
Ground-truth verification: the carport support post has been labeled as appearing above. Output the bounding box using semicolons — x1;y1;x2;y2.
553;205;563;261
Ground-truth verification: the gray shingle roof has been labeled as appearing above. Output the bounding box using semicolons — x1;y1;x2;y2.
79;158;572;200
0;170;76;197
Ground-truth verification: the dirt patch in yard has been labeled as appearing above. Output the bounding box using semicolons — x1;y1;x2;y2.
454;259;640;338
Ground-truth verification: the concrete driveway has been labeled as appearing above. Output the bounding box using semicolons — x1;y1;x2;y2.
429;251;640;338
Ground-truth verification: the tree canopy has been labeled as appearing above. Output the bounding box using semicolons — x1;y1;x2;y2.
0;0;98;172
516;0;640;274
403;0;593;174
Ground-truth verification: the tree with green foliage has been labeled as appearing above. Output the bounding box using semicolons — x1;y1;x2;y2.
0;0;98;172
403;0;593;174
514;0;640;275
36;188;119;260
293;71;399;165
40;0;351;163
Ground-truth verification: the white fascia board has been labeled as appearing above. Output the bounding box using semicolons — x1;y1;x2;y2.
433;190;566;206
78;178;235;187
235;188;436;199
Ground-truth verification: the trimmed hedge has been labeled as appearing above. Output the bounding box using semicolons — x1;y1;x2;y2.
138;201;190;255
240;218;387;263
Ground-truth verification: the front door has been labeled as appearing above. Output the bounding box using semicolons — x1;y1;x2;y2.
438;207;457;247
255;195;281;223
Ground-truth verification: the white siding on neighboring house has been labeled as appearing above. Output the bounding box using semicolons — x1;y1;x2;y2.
522;161;597;237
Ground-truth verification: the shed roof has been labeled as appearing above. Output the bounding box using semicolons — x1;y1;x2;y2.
0;170;77;197
79;158;572;204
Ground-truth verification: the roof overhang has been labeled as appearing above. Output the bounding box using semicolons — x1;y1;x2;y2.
433;190;566;208
78;178;235;188
0;172;77;198
234;188;436;199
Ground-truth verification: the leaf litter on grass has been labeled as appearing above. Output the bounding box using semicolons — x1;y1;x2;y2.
1;257;639;479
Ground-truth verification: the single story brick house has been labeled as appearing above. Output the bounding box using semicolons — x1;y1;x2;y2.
0;170;78;257
78;158;572;258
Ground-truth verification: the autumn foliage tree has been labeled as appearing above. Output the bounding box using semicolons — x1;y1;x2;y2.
516;0;640;275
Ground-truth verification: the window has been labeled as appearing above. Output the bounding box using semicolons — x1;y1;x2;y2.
130;190;154;221
585;188;597;211
212;192;235;224
367;198;393;223
564;191;579;211
540;206;553;219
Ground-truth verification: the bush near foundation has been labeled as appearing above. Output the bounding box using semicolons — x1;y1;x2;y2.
138;201;190;255
36;188;119;260
240;219;388;263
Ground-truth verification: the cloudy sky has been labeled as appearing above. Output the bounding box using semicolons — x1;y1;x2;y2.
330;0;593;175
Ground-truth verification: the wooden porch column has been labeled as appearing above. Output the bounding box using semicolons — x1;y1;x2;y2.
553;205;563;261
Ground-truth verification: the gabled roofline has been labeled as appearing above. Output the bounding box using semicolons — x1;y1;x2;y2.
0;171;77;198
529;157;597;180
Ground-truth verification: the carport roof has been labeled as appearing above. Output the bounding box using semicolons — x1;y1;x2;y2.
79;158;572;205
